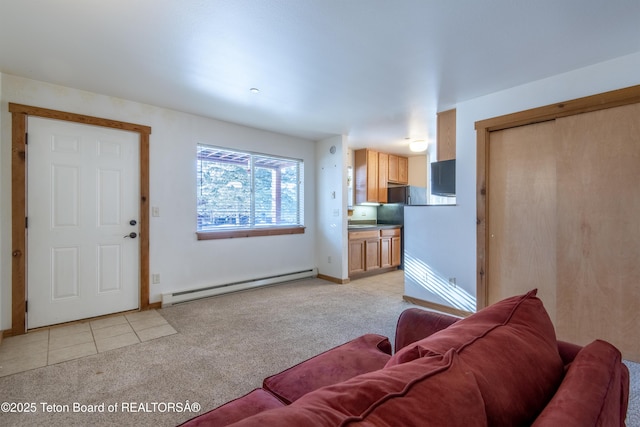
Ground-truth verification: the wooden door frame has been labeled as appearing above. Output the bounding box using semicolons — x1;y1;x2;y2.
8;103;153;336
475;85;640;310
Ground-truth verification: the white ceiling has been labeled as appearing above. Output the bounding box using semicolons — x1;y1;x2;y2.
1;0;639;155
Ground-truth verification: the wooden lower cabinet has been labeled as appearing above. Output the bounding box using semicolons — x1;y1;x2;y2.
391;235;401;266
380;228;401;268
349;227;401;277
348;239;366;275
365;238;381;271
380;235;392;268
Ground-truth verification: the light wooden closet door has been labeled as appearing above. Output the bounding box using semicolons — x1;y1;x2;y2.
555;103;640;360
487;120;558;321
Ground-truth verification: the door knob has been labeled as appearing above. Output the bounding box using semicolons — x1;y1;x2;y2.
129;220;137;226
124;232;138;239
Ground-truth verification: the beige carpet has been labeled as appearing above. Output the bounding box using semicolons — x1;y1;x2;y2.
0;273;414;426
0;271;637;426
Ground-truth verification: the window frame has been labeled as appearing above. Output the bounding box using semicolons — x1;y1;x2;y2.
196;144;305;240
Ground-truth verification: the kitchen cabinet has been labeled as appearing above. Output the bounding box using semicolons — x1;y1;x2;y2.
348;227;401;277
398;156;408;184
437;109;456;161
390;228;402;266
378;152;388;203
388;155;408;184
354;149;379;204
392;234;401;266
365;238;381;271
348;238;366;275
354;149;408;204
348;229;380;275
380;228;401;268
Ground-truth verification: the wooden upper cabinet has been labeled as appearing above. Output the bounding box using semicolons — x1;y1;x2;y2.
398;156;408;184
388;154;409;184
388;155;398;182
366;150;378;202
355;149;408;204
437;109;456;161
378;152;388;203
355;149;379;204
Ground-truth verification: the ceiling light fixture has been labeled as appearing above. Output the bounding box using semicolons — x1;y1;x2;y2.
409;140;428;152
249;87;260;93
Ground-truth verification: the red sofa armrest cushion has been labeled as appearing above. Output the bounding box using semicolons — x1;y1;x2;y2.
394;308;460;352
178;388;284;427
532;339;630;427
263;333;392;404
230;349;487;427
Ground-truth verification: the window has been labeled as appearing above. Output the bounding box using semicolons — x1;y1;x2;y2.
196;144;305;239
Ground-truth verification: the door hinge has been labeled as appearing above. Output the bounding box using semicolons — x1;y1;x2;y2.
25;300;28;313
25;217;28;229
25;132;28;144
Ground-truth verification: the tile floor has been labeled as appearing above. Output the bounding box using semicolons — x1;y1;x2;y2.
0;310;176;377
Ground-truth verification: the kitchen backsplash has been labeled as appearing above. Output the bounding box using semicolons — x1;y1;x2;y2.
349;205;377;222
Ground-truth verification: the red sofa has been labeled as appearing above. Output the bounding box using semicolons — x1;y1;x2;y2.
180;289;630;426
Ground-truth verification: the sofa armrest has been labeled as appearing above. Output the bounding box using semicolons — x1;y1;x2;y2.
263;334;392;404
532;339;629;427
394;308;461;353
178;388;285;427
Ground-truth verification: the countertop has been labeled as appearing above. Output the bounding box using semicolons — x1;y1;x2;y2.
348;223;402;231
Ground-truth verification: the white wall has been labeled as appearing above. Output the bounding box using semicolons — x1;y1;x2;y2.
0;72;3;328
404;51;640;311
0;74;317;329
315;135;348;280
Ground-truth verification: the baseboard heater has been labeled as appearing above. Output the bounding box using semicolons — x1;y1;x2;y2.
161;268;318;307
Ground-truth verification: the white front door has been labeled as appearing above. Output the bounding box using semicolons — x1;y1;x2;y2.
27;117;140;328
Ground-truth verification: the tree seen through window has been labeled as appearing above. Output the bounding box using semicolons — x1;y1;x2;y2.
197;145;303;231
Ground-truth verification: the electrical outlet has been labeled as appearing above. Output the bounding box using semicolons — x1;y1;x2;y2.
152;274;160;284
152;207;160;217
328;256;332;264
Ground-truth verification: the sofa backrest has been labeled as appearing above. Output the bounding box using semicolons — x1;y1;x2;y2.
389;289;565;426
394;308;460;353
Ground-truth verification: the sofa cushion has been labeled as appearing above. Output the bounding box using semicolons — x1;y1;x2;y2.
263;333;392;404
229;349;487;427
532;339;628;426
387;289;564;426
178;388;285;427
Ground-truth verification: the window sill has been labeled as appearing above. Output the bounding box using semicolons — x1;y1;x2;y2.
196;226;306;240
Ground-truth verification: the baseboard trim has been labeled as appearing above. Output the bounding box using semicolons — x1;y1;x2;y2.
348;266;398;280
162;269;318;306
317;274;350;284
402;295;474;318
